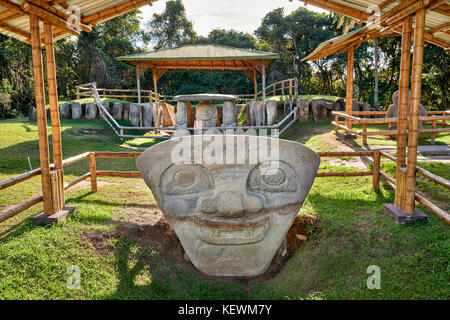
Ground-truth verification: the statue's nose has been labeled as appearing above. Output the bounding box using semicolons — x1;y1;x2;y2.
199;190;262;218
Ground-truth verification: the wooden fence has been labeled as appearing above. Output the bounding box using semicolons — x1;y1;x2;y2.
1;150;448;225
332;110;450;144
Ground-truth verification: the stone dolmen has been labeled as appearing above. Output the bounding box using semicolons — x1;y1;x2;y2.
137;134;320;276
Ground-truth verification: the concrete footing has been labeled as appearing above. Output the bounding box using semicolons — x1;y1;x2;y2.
30;206;77;225
382;203;428;225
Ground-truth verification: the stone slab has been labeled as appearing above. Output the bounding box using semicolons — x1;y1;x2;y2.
30;206;77;225
175;94;237;102
382;203;428;225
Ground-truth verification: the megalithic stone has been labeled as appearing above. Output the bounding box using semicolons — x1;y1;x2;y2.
334;98;345;111
298;98;309;121
136;135;320;277
113;103;123;120
101;101;111;114
265;100;278;126
29;106;37;122
143;103;153;127
129;103;141;126
59;103;70;119
352;99;360;112
72;102;82;119
85;102;98;120
123;103;131;121
311;98;327;122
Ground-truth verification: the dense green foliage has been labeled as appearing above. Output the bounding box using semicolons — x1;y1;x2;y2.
0;0;448;118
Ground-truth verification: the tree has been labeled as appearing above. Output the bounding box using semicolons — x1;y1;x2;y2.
146;0;197;50
255;7;336;94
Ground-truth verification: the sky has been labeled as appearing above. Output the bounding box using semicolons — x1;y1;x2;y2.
140;0;328;37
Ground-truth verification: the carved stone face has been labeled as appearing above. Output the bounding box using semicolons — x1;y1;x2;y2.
137;135;320;277
195;101;216;122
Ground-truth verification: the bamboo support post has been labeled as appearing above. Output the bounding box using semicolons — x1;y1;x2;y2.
373;151;381;190
345;46;355;132
405;9;426;214
30;15;52;215
89;152;97;193
395;15;413;210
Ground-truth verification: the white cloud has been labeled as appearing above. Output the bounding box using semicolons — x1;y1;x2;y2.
140;0;328;36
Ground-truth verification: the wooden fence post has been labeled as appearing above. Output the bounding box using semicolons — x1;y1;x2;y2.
431;119;436;144
363;123;368;144
89;152;97;193
373;151;381;190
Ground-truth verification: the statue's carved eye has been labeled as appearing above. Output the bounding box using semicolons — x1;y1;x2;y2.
174;170;195;187
263;168;286;186
162;164;213;195
248;161;297;193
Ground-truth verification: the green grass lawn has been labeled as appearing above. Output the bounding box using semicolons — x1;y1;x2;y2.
0;117;448;300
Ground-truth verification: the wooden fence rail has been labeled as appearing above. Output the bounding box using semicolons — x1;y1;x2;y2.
333;110;449;144
1;150;448;224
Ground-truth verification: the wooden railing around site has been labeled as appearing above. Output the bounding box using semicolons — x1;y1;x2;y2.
1;150;448;225
332;110;450;144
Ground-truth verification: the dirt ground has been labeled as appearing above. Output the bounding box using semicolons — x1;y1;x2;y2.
84;204;319;285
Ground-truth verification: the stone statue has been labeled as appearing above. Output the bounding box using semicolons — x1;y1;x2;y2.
221;101;237;135
136;135;320;277
386;90;427;130
172;101;191;138
194;101;221;135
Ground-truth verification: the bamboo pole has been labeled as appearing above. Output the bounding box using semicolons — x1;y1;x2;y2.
345;46;355;131
137;70;142;126
395;15;413;210
431;119;436;144
45;23;65;210
316;171;373;177
96;171;141;177
30;15;52;215
405;9;426;214
373;151;381;190
64;173;90;190
95;152;141;158
89;152;97;193
0;196;43;224
317;151;374;157
262;63;266;125
253;69;258;100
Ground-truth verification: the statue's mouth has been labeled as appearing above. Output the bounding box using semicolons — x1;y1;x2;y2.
194;214;270;245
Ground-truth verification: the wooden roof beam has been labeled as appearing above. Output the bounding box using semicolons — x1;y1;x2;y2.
83;0;154;26
28;0;91;32
428;21;450;33
21;1;80;36
292;0;371;21
379;0;398;10
432;3;450;16
0;22;30;38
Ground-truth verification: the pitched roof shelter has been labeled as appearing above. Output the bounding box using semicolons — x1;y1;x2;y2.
297;0;450;220
117;44;280;104
0;0;158;220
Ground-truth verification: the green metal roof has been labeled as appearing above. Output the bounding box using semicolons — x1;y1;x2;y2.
117;44;279;61
303;26;367;61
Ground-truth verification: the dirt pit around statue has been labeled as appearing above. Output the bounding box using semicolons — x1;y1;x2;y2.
84;207;320;284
